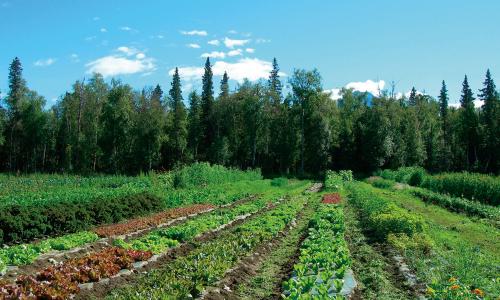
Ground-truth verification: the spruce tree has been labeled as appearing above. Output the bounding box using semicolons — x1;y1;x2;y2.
152;84;163;104
478;69;499;172
408;87;417;106
200;57;215;161
220;72;229;99
459;75;479;170
439;80;449;135
168;68;188;165
268;58;282;105
7;57;26;112
187;91;202;160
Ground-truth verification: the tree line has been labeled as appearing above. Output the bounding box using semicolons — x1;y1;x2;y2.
0;57;498;175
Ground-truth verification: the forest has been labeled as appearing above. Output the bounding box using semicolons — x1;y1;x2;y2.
0;56;499;176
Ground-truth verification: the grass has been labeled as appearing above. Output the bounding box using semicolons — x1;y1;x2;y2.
368;185;500;298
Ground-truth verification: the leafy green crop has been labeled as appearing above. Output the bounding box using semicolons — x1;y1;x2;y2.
283;205;351;299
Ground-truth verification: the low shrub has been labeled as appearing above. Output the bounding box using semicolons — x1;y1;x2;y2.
325;170;353;191
371;178;395;189
271;177;288;187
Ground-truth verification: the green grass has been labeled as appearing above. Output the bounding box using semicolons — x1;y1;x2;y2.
368;185;500;298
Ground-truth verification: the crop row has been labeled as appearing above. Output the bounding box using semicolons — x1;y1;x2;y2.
108;194;308;299
346;182;428;243
282;203;351;299
93;203;215;237
378;167;500;206
410;188;500;222
324;170;353;191
0;247;152;299
0;231;99;271
113;195;276;254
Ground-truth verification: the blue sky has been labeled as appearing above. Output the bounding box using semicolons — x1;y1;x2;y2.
0;0;499;107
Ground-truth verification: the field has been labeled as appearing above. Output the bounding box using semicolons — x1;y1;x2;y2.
0;165;498;299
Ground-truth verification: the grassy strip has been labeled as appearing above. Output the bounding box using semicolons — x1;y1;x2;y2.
233;196;320;299
368;185;499;299
342;198;411;299
282;203;351;299
107;192;309;299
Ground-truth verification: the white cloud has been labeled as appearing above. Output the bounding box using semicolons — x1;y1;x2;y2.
325;80;385;100
117;46;139;56
85;36;96;41
201;51;226;59
151;34;164;39
100;28;107;33
34;58;56;67
120;26;132;31
227;49;243;57
181;30;207;36
228;29;237;34
449;100;484;109
170;66;204;82
346;80;385;96
245;48;255;53
208;39;220;46
172;58;281;84
223;37;249;48
187;43;201;49
86;48;155;77
324;89;342;100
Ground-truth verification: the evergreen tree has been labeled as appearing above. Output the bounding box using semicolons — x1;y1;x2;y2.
200;57;215;161
439;80;449;133
459;75;479;170
166;68;188;165
268;58;282;106
187;91;202;161
408;87;417;106
152;84;163;104
478;69;499;172
220;72;229;98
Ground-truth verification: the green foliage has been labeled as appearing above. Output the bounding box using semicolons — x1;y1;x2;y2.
346;182;427;241
387;233;433;256
172;162;261;188
0;231;98;266
325;170;352;191
411;188;500;221
378;166;428;185
421;172;500;206
370;178;396;189
282;205;351;299
271;177;288;187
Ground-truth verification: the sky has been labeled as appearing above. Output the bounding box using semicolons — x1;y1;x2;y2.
0;0;499;108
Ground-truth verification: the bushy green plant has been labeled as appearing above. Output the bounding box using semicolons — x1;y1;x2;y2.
325;170;352;191
347;182;428;242
271;177;288;187
387;233;433;256
173;162;261;188
371;178;395;189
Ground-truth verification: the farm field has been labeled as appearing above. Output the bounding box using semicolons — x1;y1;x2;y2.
0;165;499;299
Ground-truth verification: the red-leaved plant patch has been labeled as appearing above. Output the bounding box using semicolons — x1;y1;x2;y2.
93;203;215;237
0;247;152;299
322;193;342;204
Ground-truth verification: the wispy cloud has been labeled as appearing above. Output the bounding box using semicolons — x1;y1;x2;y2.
228;29;237;34
85;36;96;41
70;53;80;63
100;28;107;33
120;26;132;31
223;37;249;48
86;47;155;77
201;51;226;59
34;58;56;67
208;39;220;46
245;48;255;53
181;30;208;36
326;80;386;100
255;38;271;44
187;43;201;49
227;49;242;57
92;16;100;21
